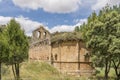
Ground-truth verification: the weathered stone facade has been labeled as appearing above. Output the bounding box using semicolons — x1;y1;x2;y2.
29;26;94;76
29;26;51;61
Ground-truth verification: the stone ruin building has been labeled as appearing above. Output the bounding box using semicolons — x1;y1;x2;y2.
29;26;94;76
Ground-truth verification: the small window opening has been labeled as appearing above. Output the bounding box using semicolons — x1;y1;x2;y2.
47;57;49;60
55;54;57;60
43;32;47;38
84;53;90;62
36;31;41;38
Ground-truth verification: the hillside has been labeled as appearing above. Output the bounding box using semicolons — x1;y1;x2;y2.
2;61;86;80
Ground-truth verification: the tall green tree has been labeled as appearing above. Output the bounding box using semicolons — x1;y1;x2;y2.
79;6;120;79
107;15;120;79
5;19;29;80
0;26;8;80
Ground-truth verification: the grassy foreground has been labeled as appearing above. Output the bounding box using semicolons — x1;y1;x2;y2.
2;61;88;80
1;61;116;80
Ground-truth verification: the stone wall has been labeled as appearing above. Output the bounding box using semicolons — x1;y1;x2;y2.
29;26;94;76
32;26;51;41
51;41;93;76
29;26;51;62
29;41;51;61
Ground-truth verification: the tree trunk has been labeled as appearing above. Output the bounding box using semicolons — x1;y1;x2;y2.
104;58;111;80
16;63;20;80
12;64;16;80
112;60;120;80
12;63;20;80
0;61;1;80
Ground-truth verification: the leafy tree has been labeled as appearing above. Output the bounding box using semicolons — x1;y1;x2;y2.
0;26;9;80
79;6;120;79
108;15;120;79
5;19;29;80
98;9;120;79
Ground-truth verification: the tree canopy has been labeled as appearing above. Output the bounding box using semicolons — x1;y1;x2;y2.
76;5;120;79
0;25;9;80
5;19;29;80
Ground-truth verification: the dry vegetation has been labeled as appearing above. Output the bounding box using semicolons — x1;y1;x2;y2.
51;32;82;44
2;61;116;80
2;61;88;80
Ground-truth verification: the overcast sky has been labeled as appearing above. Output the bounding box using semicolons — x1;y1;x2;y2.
0;0;120;36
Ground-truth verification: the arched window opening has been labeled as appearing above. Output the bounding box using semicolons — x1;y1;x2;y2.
36;31;41;38
47;57;49;60
55;54;57;60
84;53;90;62
43;32;47;38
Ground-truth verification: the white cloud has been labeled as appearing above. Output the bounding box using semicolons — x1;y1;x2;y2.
92;0;120;10
0;16;86;36
12;0;81;13
50;18;87;33
0;16;11;24
73;18;87;27
73;18;87;24
15;16;43;36
0;16;43;36
50;25;75;33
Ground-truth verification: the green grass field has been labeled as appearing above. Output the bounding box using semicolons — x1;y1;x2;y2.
1;61;116;80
